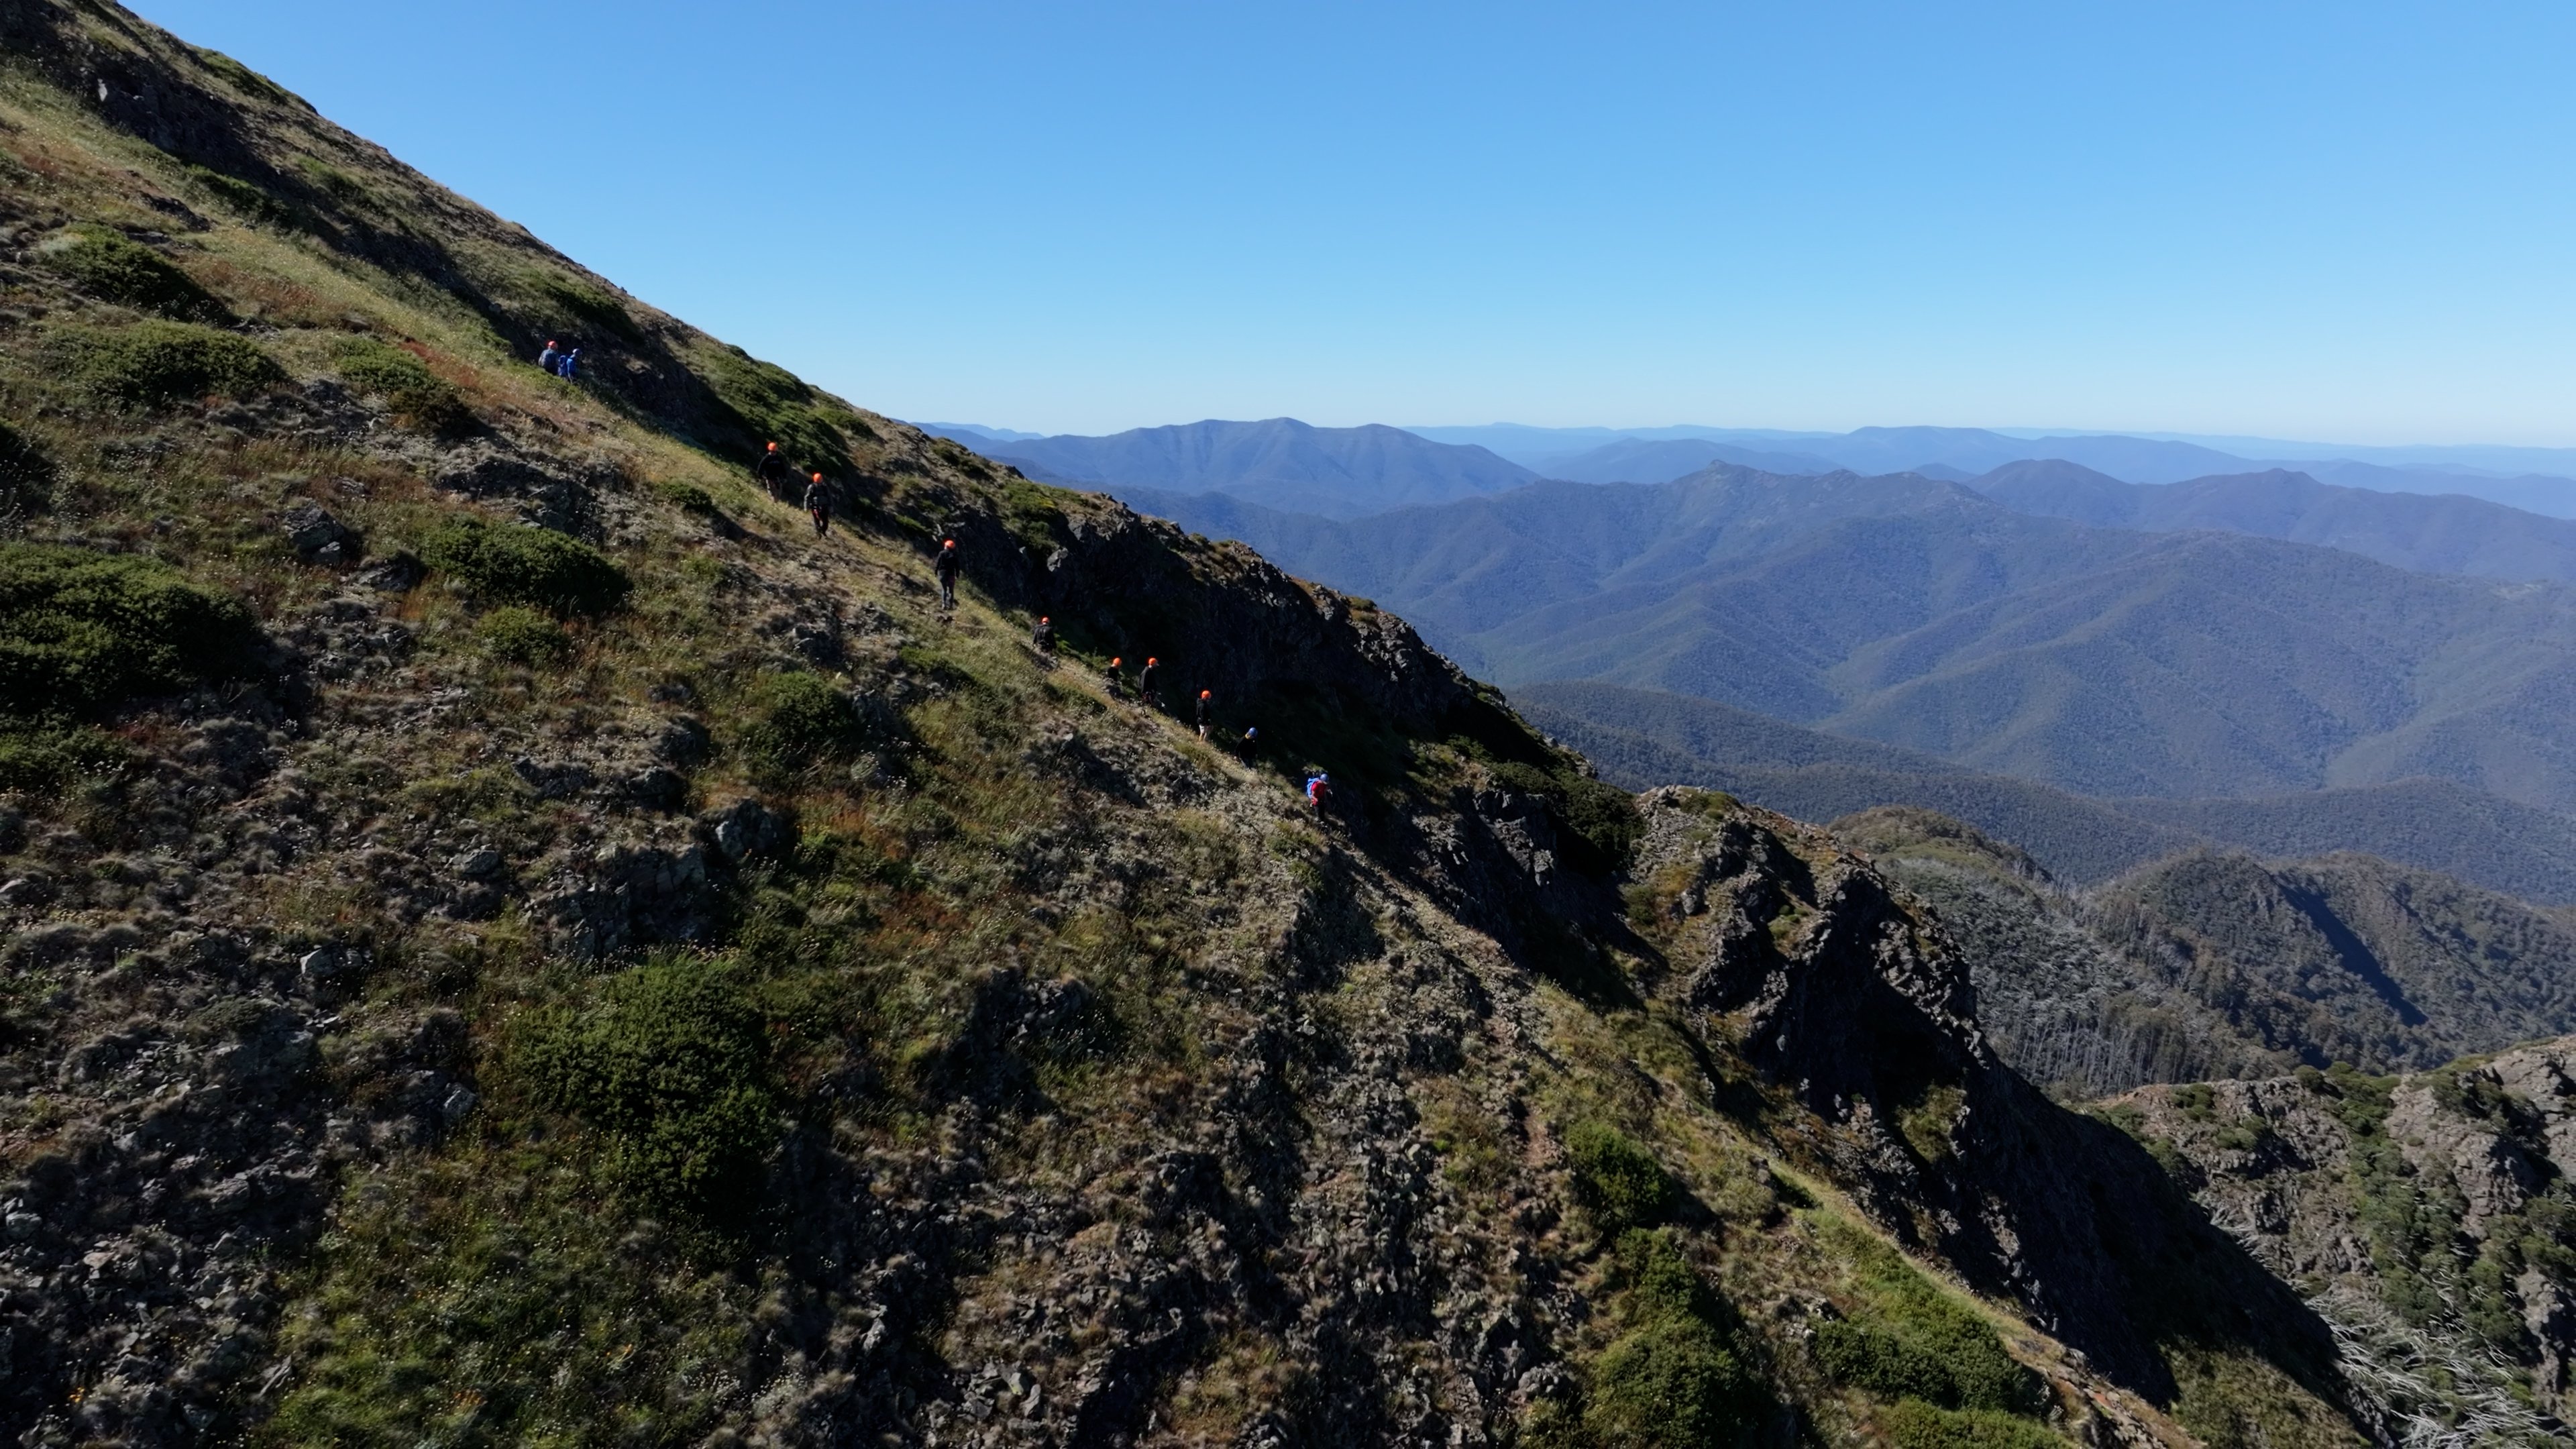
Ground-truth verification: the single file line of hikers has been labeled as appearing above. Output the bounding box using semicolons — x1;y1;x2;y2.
710;432;1345;816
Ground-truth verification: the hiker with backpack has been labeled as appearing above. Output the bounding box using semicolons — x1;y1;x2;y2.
1305;770;1331;810
1104;656;1127;701
1136;656;1161;710
1195;689;1214;741
537;339;560;373
934;538;961;610
559;347;582;380
1032;615;1056;657
804;472;831;536
756;441;792;501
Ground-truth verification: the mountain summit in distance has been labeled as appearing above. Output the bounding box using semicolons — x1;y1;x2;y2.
916;417;1536;518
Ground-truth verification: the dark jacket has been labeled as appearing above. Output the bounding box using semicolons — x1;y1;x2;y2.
757;451;790;486
934;546;961;580
803;480;830;511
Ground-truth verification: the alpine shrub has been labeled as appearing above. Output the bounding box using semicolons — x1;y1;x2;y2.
1487;759;1644;873
1565;1120;1676;1230
1582;1315;1762;1449
45;321;284;409
0;542;258;717
519;957;777;1219
1811;1242;2041;1413
417;517;628;617
0;421;51;518
473;605;570;665
0;723;124;792
1882;1400;2066;1449
331;335;470;433
35;227;223;319
737;672;861;782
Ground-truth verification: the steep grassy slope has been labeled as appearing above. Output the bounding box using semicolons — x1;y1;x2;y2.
0;6;2392;1447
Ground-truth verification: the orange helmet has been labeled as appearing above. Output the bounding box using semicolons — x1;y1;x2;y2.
943;538;957;548
1199;689;1211;699
811;471;822;481
1038;616;1050;625
1146;656;1159;666
1110;656;1122;667
766;441;777;451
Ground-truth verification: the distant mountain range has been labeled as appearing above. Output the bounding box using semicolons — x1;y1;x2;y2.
1109;463;2576;810
919;417;1533;518
928;417;2576;517
1516;680;2576;906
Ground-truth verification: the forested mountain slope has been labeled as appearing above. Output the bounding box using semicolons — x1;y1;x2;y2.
1519;681;2576;906
1125;466;2576;809
1972;460;2576;582
0;5;2402;1446
1833;809;2576;1093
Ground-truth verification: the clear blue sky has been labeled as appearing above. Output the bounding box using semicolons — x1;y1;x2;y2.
133;1;2576;441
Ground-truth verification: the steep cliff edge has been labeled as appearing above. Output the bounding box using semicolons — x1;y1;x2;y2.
0;4;2373;1446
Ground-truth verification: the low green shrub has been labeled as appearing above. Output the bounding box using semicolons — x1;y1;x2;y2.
1565;1120;1676;1230
518;957;778;1219
657;481;717;515
1811;1223;2041;1414
34;227;223;319
331;335;470;433
1882;1400;2065;1449
474;606;570;666
0;722;124;792
0;421;51;517
44;320;284;409
417;517;629;617
0;541;258;718
737;672;862;782
520;268;643;344
1582;1315;1761;1449
182;162;299;227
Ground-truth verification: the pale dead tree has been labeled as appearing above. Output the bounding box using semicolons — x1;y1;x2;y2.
2308;1284;2555;1449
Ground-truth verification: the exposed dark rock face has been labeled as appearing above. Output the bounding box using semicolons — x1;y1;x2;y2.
1627;794;2353;1411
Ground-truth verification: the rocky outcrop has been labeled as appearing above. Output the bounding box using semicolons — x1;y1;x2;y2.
2121;1040;2576;1436
1630;791;2353;1408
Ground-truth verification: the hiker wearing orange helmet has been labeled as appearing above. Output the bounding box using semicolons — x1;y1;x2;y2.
1195;688;1214;740
537;339;561;373
1136;656;1161;710
934;537;961;610
803;472;830;536
1032;614;1055;657
1104;655;1127;700
755;441;792;500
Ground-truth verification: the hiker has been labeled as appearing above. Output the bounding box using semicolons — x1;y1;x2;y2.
537;339;560;372
1136;656;1161;710
804;471;830;536
559;347;582;380
755;441;792;500
1105;655;1127;700
1305;770;1331;810
1032;615;1056;656
933;537;961;610
1195;689;1214;741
